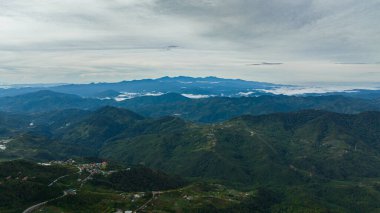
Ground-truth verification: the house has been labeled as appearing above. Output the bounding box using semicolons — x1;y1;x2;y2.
65;189;77;195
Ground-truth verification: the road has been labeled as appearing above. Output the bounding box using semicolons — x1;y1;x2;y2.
134;193;155;212
48;174;69;187
48;166;82;187
22;191;68;213
134;191;164;212
23;167;82;213
80;173;93;188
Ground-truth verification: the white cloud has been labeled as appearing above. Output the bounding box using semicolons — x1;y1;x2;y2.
0;0;379;84
181;94;212;99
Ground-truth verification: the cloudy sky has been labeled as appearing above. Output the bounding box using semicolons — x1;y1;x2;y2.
0;0;379;85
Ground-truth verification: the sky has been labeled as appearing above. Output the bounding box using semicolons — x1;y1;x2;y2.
0;0;379;85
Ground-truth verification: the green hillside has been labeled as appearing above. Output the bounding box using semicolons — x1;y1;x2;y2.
0;160;186;213
2;107;380;212
1;90;380;123
100;110;380;183
117;94;380;122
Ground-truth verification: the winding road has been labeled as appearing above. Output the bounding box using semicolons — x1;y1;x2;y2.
48;174;69;187
22;191;68;213
23;167;82;213
134;191;166;212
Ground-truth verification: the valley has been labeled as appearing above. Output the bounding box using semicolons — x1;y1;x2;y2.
1;78;380;212
0;160;257;213
2;0;379;210
1;101;380;212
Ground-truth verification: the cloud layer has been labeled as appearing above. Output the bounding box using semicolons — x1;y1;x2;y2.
0;0;379;84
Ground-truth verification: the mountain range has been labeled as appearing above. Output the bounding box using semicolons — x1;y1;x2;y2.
0;90;379;123
1;76;380;99
117;93;380;122
1;77;380;212
1;106;380;182
0;76;279;98
2;106;380;211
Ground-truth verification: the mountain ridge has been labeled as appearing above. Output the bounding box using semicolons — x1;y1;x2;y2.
4;106;378;183
0;76;280;98
1;90;379;123
2;107;380;212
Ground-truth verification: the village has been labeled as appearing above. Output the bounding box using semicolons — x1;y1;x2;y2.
35;159;139;213
38;159;117;176
1;159;167;213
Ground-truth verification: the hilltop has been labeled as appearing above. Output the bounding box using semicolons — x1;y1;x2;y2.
0;90;380;123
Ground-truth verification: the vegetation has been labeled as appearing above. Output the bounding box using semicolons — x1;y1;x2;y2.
2;104;380;212
0;90;380;123
90;166;186;192
0;160;187;213
0;160;71;212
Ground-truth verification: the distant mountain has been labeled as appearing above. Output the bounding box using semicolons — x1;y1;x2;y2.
325;89;380;99
0;90;106;113
0;76;281;98
2;77;380;100
93;89;121;99
0;90;380;123
118;94;380;122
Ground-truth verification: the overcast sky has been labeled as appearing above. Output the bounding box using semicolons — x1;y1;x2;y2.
0;0;379;85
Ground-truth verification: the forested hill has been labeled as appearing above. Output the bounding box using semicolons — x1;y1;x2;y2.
2;107;380;184
0;90;379;123
2;107;380;212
